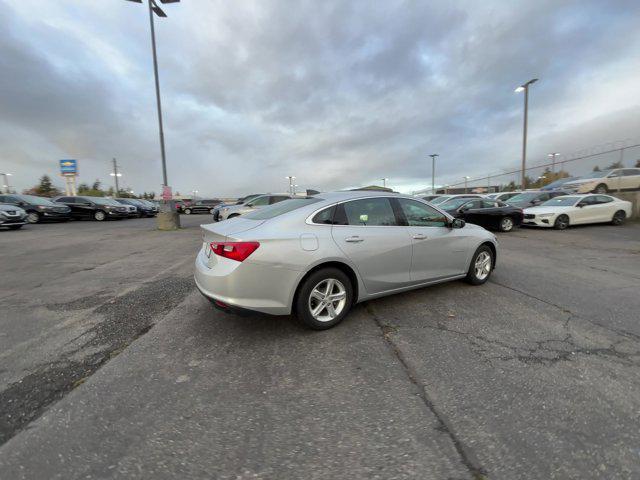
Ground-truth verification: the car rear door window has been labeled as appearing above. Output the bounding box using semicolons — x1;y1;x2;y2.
622;169;640;176
481;200;498;208
250;196;270;206
595;195;613;204
342;198;397;226
397;199;447;227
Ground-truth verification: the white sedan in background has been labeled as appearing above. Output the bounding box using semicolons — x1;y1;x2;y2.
522;194;632;230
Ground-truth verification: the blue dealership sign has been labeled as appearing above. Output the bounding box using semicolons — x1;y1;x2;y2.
59;159;78;176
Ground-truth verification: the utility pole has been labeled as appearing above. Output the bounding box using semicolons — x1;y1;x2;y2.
464;176;470;193
381;178;389;188
110;158;121;194
429;154;439;194
548;152;559;173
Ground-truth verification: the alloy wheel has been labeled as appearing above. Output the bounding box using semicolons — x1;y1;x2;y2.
500;217;514;232
26;212;39;224
474;251;492;280
612;211;625;225
308;278;347;322
95;211;106;221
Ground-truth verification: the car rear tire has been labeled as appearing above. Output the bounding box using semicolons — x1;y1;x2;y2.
184;208;192;215
26;212;40;224
498;216;515;232
611;210;626;226
554;214;569;230
594;184;608;194
295;268;354;330
465;245;494;285
94;210;106;221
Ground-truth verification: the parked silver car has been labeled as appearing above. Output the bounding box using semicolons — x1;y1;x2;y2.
216;194;292;221
195;191;498;329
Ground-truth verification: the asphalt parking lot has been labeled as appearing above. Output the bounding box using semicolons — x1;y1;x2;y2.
1;216;639;479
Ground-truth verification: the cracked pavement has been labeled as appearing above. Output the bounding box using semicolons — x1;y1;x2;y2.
0;218;639;479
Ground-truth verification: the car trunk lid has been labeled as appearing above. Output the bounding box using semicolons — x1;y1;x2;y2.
200;218;265;244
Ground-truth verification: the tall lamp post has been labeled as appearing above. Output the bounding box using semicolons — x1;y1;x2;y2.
515;78;538;190
285;176;296;195
463;176;470;193
429;154;439;194
380;178;389;188
1;172;12;193
126;0;180;230
110;158;122;194
548;152;559;173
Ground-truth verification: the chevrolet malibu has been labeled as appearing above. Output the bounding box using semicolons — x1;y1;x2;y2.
195;191;498;329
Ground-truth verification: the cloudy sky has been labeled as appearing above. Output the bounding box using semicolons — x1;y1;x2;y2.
1;0;639;197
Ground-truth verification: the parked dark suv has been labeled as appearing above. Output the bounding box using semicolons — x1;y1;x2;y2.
53;196;128;221
183;199;222;215
0;194;71;223
115;198;157;217
506;190;569;208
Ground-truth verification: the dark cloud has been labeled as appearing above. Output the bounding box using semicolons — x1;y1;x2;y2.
0;0;639;196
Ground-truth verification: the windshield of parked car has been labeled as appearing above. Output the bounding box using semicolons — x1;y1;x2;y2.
539;196;580;207
429;196;452;205
243;197;322;220
507;192;541;203
439;197;477;209
90;197;122;206
584;170;612;178
16;195;56;206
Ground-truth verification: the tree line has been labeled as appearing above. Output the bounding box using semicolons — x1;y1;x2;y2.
22;175;156;200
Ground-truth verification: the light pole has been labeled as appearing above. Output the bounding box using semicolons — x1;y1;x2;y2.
444;184;449;194
1;172;12;193
429;154;438;194
285;176;296;195
110;158;122;194
192;189;198;202
381;178;389;188
463;176;470;193
515;78;538;190
548;152;559;173
126;0;180;229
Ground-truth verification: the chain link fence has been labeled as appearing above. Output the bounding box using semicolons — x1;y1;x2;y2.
436;139;640;194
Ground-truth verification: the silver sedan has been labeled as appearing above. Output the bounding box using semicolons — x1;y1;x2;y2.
195;191;498;329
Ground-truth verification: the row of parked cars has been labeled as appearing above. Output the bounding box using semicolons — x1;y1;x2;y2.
0;194;159;230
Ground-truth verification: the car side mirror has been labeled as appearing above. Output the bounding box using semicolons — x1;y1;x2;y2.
577;203;585;208
451;218;465;229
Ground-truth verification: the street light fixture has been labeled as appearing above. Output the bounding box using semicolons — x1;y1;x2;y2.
285;176;296;195
429;154;439;194
548;152;559;173
515;78;538;189
125;0;180;229
1;172;12;193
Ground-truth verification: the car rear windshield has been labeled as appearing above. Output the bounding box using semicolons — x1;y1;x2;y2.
540;196;579;207
243;197;323;220
440;197;477;209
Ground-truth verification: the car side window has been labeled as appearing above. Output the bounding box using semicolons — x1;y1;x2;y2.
623;169;640;176
342;198;397;226
580;196;597;206
481;200;497;208
397;199;447;227
608;170;622;177
539;193;550;201
250;196;270;206
595;195;613;204
269;196;290;204
311;205;336;224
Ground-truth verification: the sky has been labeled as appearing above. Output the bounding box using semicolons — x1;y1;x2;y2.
1;0;639;197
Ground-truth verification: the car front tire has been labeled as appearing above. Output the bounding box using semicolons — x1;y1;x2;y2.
465;245;494;285
295;268;353;330
94;210;106;221
554;214;569;230
498;216;515;232
594;184;608;194
184;208;192;215
26;212;40;224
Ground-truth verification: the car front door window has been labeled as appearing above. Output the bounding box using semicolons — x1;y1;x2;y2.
397;199;447;227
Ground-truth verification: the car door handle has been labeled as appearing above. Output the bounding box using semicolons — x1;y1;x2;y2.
345;236;364;243
412;234;428;240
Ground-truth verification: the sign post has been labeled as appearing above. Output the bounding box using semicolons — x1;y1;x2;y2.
59;159;78;196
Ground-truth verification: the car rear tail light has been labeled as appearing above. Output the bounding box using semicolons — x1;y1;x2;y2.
209;241;259;262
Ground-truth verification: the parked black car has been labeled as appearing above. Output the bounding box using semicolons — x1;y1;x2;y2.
0;203;28;229
183;199;222;215
440;197;524;232
506;190;569;208
115;198;156;217
0;194;71;223
52;196;128;221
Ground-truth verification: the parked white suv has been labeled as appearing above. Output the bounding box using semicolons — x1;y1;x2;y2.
563;168;640;194
217;194;292;221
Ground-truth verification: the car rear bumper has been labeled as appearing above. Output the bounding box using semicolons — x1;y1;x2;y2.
194;247;300;316
0;219;26;226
